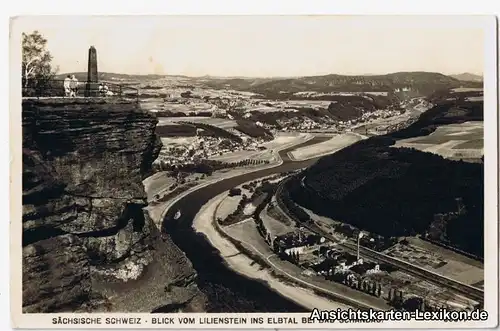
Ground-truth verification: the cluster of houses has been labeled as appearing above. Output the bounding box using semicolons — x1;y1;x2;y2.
270;229;323;255
253;199;481;312
272;106;407;133
277;117;331;131
156;133;269;169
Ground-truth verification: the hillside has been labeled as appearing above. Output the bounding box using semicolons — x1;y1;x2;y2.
392;99;483;139
287;100;484;258
229;94;399;128
450;73;483;82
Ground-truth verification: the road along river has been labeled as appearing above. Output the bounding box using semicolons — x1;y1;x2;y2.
162;137;330;312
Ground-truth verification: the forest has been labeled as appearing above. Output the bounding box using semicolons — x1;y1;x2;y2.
286;101;484;257
235;95;397;128
234;119;274;140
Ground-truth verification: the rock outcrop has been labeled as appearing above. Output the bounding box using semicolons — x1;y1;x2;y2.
22;98;205;313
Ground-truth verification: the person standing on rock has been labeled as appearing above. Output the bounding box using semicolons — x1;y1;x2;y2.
69;75;79;97
63;75;71;97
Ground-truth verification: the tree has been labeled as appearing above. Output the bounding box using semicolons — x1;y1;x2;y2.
22;31;58;89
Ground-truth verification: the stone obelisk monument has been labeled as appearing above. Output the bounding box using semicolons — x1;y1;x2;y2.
85;46;99;96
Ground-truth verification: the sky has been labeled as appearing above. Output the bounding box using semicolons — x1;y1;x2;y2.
14;15;487;77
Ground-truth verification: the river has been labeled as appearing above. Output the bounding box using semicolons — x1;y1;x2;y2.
162;136;329;312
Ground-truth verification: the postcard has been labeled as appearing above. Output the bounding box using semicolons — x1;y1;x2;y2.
10;15;498;329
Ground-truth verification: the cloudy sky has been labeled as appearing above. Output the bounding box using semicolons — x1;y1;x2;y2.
14;15;487;77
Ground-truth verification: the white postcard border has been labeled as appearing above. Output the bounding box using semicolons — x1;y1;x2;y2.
8;12;499;330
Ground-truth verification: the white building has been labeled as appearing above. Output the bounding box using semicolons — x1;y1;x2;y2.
285;246;307;255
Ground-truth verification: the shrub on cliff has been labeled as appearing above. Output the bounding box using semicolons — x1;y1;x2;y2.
22;31;59;95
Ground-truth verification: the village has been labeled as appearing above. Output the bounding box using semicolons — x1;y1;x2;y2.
141;84;433;173
213;175;482;313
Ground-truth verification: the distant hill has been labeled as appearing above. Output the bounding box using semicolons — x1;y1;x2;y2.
203;72;464;98
55;72;167;82
55;71;478;97
450;73;483;82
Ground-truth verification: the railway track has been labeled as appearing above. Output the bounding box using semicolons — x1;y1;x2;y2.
275;180;484;305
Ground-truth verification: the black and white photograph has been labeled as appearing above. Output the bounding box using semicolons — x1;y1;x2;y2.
9;14;498;329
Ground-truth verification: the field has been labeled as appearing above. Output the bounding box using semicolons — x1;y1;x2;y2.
162;102;215;114
465;96;484;102
217;195;243;220
262;132;310;150
383;242;483;285
142;172;177;201
224;219;272;254
159;136;196;147
392;121;483;161
453;139;483;149
451;87;484;93
405;237;484;283
260;208;294;237
209;149;277;163
139;98;164;112
140;98;215;114
245;100;332;113
288;133;362;161
158;116;238;129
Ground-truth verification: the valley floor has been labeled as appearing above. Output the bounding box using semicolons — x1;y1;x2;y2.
193;192;359;311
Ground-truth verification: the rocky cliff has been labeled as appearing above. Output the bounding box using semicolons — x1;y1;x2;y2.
22;98;205;313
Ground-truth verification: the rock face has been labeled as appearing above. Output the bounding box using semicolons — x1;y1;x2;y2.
22;98;205;313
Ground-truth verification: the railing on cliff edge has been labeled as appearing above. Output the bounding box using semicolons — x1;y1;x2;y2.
21;79;139;101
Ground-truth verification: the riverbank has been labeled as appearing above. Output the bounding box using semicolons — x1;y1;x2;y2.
146;132;316;228
210;178;391;311
159;136;335;311
193;191;352;311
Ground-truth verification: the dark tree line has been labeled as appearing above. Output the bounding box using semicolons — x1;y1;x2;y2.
155;158;270;175
252;181;277;238
179;121;243;143
286;126;484;257
234;119;274;140
154;110;214;118
277;181;311;224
